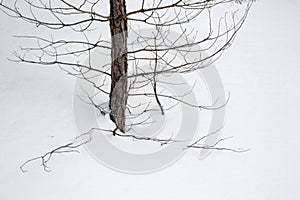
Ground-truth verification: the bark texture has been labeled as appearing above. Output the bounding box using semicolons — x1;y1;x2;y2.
109;0;128;132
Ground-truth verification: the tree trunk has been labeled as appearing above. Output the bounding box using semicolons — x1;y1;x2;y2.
109;0;128;132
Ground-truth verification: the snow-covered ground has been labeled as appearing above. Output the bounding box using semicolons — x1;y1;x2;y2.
1;1;300;200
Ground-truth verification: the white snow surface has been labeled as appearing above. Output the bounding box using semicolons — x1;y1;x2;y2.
1;1;300;200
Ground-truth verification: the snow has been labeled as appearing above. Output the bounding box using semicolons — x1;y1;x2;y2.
1;1;300;200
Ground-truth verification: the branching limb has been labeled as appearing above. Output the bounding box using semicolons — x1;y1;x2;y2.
20;135;92;173
20;126;249;172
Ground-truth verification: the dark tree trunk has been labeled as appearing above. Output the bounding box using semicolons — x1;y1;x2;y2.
109;0;128;132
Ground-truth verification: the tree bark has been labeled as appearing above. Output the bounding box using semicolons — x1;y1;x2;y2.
109;0;128;132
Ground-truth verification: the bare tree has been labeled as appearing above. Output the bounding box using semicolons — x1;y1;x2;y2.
0;0;253;171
